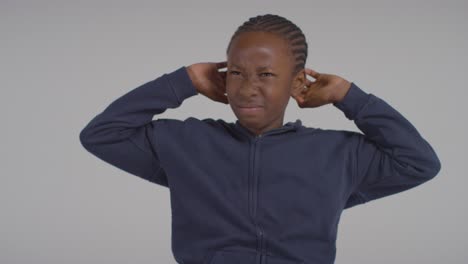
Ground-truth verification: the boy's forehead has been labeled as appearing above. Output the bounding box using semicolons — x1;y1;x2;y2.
227;59;290;73
228;48;287;69
228;34;292;69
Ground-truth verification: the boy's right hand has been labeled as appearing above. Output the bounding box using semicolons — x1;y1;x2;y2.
187;61;229;104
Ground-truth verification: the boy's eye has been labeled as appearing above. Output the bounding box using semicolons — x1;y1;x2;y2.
260;72;274;77
229;71;240;75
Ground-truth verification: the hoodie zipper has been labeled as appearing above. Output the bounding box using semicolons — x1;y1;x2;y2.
243;124;298;263
252;133;265;264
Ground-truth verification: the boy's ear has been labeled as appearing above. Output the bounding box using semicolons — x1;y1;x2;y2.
290;69;306;94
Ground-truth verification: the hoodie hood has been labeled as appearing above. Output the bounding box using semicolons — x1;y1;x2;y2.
232;119;303;139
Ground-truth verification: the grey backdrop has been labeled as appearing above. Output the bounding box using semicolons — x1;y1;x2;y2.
2;0;466;263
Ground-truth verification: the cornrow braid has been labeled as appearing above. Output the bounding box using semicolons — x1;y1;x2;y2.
226;14;308;76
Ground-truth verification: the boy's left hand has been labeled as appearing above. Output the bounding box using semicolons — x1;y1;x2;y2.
291;68;352;108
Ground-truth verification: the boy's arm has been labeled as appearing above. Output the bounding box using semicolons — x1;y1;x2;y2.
333;83;441;209
79;66;198;187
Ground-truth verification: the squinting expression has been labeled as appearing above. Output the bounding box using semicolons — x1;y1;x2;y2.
226;31;297;134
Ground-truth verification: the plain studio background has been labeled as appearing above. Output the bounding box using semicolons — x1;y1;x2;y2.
1;0;466;263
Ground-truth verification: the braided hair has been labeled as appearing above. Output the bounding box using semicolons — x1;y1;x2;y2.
226;14;308;76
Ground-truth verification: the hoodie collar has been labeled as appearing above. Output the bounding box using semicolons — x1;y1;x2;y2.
233;119;302;139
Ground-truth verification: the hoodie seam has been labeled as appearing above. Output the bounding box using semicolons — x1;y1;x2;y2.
128;136;164;180
165;76;183;105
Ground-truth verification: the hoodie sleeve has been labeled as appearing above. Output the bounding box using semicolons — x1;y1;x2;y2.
79;66;198;187
333;82;442;209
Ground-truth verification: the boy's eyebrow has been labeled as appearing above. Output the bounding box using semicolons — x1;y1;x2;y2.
230;63;273;71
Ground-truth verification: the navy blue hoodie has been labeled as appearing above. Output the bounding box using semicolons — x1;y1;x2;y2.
79;66;441;264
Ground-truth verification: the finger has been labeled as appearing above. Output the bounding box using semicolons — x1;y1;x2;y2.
214;91;229;104
215;71;226;83
304;81;314;90
304;77;319;90
291;92;305;105
293;94;304;107
216;61;227;69
304;68;320;79
298;89;308;103
214;77;227;93
219;71;227;82
292;87;305;99
291;93;300;102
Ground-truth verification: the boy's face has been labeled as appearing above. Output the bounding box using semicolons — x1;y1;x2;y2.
226;31;304;134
